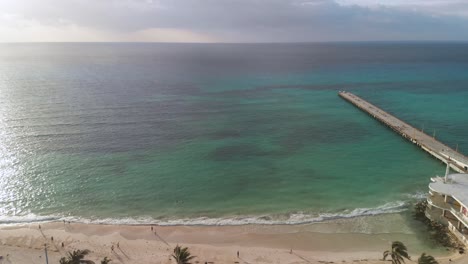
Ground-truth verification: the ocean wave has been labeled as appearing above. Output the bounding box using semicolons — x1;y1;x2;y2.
0;200;409;226
151;200;408;226
404;191;428;200
0;214;61;224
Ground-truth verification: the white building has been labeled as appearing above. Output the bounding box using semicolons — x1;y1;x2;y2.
426;164;468;246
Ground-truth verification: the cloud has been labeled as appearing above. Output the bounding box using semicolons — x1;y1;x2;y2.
0;14;216;42
0;0;468;42
127;28;218;42
335;0;468;18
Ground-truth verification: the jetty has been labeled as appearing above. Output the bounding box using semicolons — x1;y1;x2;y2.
339;91;468;173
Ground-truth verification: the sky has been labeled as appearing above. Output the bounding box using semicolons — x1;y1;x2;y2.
1;0;468;42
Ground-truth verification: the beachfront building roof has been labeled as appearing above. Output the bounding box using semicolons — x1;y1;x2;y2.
430;174;468;207
426;171;468;246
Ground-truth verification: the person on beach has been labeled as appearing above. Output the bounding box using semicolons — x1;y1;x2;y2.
151;226;153;231
237;251;239;258
51;236;54;241
61;242;64;248
39;224;41;230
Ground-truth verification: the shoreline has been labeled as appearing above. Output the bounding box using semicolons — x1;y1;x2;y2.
0;199;412;226
0;213;463;264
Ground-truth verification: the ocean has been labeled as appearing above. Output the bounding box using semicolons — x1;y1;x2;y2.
1;42;468;226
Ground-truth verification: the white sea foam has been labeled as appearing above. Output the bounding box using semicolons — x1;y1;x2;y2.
0;200;409;226
404;191;427;200
0;214;61;225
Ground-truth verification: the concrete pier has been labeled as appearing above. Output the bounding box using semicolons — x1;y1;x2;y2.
339;91;468;173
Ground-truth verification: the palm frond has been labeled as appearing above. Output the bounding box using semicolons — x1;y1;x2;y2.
383;250;390;260
172;245;196;264
383;241;410;264
418;253;438;264
61;249;92;264
100;257;112;264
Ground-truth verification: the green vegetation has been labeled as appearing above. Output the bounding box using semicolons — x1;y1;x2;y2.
417;253;438;264
172;245;196;264
59;249;94;264
58;250;111;264
100;257;111;264
413;200;428;219
383;241;411;264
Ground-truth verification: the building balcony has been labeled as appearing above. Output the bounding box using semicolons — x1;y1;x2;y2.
427;194;450;210
448;220;468;246
425;210;433;221
425;206;449;225
449;207;468;229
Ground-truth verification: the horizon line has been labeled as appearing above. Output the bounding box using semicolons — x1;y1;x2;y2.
1;40;468;44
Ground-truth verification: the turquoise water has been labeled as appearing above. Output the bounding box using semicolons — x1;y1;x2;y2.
0;43;467;225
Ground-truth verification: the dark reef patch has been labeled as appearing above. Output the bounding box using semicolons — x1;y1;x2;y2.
277;120;371;154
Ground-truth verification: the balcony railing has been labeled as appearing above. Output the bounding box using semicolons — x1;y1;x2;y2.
448;221;468;246
450;207;468;228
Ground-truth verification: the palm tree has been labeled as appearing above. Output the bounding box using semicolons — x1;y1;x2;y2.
59;249;95;264
418;253;438;264
172;245;196;264
383;241;411;264
100;257;111;264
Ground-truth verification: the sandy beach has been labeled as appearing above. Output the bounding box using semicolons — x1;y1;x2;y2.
0;214;465;264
